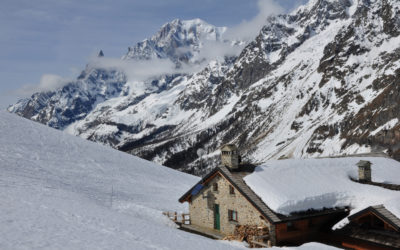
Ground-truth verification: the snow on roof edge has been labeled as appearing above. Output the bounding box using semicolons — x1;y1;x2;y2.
243;157;400;229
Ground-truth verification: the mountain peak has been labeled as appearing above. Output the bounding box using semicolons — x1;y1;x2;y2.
123;18;227;62
293;0;353;21
168;18;209;27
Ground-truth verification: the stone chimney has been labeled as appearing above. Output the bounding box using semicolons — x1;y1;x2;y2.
221;144;239;170
357;160;372;182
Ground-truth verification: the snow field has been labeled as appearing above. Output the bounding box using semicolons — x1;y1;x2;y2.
1;111;246;250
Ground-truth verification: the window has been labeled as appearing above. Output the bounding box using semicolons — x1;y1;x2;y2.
229;185;235;194
228;210;238;222
213;183;218;192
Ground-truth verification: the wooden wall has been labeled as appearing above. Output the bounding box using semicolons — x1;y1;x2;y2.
352;212;398;232
275;211;348;246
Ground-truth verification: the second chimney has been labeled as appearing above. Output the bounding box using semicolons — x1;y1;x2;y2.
357;160;372;182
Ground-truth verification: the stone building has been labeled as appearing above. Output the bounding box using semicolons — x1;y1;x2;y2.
179;145;348;247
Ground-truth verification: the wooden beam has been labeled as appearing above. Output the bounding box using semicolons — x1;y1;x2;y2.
253;235;270;240
249;241;268;247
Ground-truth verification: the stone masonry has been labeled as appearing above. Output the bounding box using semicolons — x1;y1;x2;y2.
189;173;269;235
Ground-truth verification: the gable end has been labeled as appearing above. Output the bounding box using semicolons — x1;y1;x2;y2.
179;166;282;224
348;205;400;231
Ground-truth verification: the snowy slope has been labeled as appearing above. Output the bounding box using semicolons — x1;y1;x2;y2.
0;111;221;250
244;157;400;228
0;111;340;249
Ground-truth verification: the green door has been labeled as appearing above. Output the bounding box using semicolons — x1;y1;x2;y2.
214;204;220;230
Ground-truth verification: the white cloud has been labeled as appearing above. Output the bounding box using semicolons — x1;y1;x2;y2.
193;40;245;63
16;74;71;96
191;0;284;65
89;57;181;82
224;0;284;41
38;74;70;90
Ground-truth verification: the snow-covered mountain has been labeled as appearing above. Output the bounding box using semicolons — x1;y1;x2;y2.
8;18;230;130
123;18;227;63
0;111;340;250
9;0;400;174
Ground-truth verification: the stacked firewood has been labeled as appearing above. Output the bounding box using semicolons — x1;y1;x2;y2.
222;225;270;248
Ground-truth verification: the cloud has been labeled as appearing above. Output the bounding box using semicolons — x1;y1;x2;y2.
13;58;184;98
16;74;71;96
38;74;70;90
189;0;284;65
90;45;247;83
89;56;182;82
193;40;245;63
224;0;284;41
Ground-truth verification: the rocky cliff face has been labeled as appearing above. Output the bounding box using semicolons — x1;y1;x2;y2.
9;0;400;175
8;69;127;129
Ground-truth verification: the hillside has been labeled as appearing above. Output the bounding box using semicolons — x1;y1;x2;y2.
0;111;342;249
0;111;212;249
8;0;400;174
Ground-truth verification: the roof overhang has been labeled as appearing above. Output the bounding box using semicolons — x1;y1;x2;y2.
348;205;400;231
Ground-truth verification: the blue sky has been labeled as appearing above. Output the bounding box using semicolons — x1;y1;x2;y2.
0;0;306;109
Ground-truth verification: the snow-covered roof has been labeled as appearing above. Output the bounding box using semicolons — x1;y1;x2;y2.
243;157;400;228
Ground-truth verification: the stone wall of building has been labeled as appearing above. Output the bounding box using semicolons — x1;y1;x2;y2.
189;173;269;235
